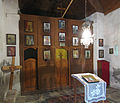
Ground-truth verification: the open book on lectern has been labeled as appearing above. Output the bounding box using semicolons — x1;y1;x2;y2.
82;74;100;83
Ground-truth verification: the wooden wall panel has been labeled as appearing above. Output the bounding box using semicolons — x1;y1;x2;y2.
37;47;55;90
54;18;69;47
37;16;55;47
20;14;38;94
55;48;69;88
20;14;93;93
67;19;83;75
67;19;93;86
37;16;56;90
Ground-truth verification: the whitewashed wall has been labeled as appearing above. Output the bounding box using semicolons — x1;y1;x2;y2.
89;9;120;89
88;12;105;75
0;0;20;101
104;8;120;89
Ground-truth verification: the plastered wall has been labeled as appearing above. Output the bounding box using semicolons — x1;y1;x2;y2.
104;8;120;89
89;8;120;89
0;0;20;101
88;12;105;75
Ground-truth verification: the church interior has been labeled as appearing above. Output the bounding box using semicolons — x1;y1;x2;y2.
0;0;120;102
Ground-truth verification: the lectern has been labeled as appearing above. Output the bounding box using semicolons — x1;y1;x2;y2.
71;73;106;103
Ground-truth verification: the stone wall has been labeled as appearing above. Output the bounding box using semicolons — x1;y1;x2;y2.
0;0;20;102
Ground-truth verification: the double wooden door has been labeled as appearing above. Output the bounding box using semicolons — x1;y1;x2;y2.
38;48;68;90
21;48;69;93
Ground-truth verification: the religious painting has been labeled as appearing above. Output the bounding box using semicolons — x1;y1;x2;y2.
99;39;103;47
56;49;67;60
59;32;65;41
44;50;50;61
72;25;78;34
44;36;51;45
58;20;65;29
85;50;90;59
43;22;50;33
24;35;34;46
109;48;113;54
60;42;65;47
24;20;33;32
6;34;16;45
73;37;79;46
99;50;104;58
73;49;79;59
7;46;16;56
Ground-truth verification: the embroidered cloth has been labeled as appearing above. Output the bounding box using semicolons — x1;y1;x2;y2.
71;73;106;103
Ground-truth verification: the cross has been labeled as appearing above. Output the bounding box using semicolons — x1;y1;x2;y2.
2;56;22;90
59;52;63;60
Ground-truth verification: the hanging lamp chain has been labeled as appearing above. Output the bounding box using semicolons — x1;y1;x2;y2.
85;0;87;21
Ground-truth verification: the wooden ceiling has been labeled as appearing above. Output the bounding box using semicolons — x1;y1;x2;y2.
18;0;120;20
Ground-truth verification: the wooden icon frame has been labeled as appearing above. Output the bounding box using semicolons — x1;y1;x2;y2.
43;22;50;33
7;46;16;56
24;20;33;32
58;20;65;29
6;34;16;45
73;49;79;59
24;35;34;46
72;25;78;34
43;35;51;46
99;50;104;58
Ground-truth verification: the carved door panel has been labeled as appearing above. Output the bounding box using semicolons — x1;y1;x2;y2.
23;48;37;92
55;49;68;88
38;47;56;90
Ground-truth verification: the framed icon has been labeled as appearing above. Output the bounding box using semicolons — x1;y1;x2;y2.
43;22;50;33
72;25;78;34
73;49;79;59
44;36;51;45
60;42;65;47
6;34;16;45
44;50;50;61
73;37;79;46
59;32;65;41
24;35;34;46
24;20;33;32
7;46;16;56
99;50;104;58
58;20;65;29
109;48;113;54
85;50;90;59
99;39;103;47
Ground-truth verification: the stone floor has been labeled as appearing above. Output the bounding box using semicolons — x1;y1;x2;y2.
14;87;120;103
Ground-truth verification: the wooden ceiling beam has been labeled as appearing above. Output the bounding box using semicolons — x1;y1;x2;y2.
62;0;74;18
104;0;120;15
87;0;103;12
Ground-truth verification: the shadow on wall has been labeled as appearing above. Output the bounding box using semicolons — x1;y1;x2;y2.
112;67;120;84
0;59;11;102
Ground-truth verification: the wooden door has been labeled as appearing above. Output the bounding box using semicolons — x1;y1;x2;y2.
23;48;37;92
55;49;68;88
38;47;56;90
